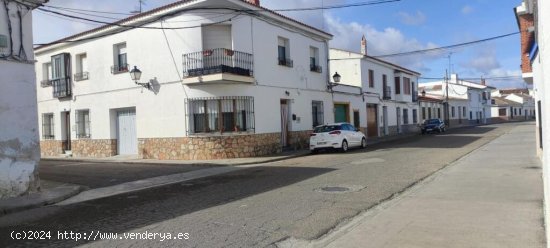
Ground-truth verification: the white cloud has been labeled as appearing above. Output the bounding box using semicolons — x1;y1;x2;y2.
325;14;440;72
397;11;426;26
461;5;474;15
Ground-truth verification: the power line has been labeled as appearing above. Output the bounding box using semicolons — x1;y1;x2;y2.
374;32;520;58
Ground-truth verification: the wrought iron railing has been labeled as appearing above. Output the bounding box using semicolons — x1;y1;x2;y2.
278;57;293;67
412;91;418;102
52;77;72;98
383;86;392;100
111;64;129;74
40;80;52;87
310;64;322;73
74;72;89;81
183;48;253;78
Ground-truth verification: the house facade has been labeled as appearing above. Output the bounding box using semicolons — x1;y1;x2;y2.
0;0;47;198
329;39;421;139
420;74;494;127
35;0;335;160
489;89;536;122
418;93;469;125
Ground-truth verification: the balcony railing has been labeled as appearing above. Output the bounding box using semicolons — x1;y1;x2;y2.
111;64;129;74
310;64;322;73
40;79;52;87
383;86;392;100
278;57;293;68
183;48;253;78
74;72;89;81
52;77;72;98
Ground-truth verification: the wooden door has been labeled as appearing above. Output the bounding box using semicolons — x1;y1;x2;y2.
367;104;378;137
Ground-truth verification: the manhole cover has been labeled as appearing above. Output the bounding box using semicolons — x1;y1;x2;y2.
315;185;366;194
321;186;350;192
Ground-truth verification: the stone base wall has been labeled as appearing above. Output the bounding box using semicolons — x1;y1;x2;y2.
139;133;283;160
40;140;64;156
72;139;117;158
288;130;313;150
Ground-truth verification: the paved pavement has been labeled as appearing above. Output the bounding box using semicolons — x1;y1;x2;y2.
311;123;545;248
0;122;521;248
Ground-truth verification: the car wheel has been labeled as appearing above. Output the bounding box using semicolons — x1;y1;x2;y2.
360;138;367;149
341;140;348;153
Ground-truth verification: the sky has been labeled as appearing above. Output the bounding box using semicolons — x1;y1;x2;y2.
32;0;526;89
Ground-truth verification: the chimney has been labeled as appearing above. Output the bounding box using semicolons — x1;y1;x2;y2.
244;0;260;6
360;35;367;56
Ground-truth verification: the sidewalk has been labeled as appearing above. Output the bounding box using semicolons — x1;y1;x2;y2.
318;124;545;247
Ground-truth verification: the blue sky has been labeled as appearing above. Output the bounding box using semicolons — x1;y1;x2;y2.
33;0;525;88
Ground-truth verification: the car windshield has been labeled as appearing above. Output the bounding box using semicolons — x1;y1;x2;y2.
424;119;439;125
314;125;342;133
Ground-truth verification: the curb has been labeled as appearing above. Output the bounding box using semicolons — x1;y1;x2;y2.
0;184;85;216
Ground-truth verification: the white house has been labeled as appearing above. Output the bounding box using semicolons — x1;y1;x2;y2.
35;0;335;160
0;0;47;198
418;92;469;125
329;37;421;139
515;0;550;243
420;74;494;126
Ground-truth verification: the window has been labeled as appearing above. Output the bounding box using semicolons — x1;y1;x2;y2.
470;111;473;120
312;101;324;127
451;106;455;118
368;70;374;88
187;97;255;134
353;110;360;128
277;37;292;67
498;108;507;116
76;110;91;138
463;107;466;117
403;77;411;95
51;53;72;98
437;108;441;118
403;109;409;124
42;113;54;140
112;43;128;74
309;46;321;72
41;62;52;87
422;107;426;119
412;109;418;124
75;53;89;81
514;108;517;115
428;108;432;119
394;77;401;94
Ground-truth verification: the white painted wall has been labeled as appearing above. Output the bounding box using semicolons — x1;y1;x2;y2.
35;1;333;148
329;49;420;133
0;0;43;198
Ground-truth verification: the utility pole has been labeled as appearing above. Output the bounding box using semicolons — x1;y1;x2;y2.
445;69;450;127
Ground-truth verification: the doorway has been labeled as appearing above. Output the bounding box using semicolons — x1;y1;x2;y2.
382;106;388;136
367;104;378;137
396;107;402;134
61;111;71;152
280;100;290;147
117;109;138;155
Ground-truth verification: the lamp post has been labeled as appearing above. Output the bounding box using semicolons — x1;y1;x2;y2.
130;66;151;89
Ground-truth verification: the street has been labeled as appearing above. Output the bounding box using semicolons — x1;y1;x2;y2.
0;122;541;247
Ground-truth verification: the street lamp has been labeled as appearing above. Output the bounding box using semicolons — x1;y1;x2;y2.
332;72;341;83
130;66;150;89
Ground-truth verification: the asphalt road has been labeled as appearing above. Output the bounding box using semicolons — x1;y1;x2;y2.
0;123;522;248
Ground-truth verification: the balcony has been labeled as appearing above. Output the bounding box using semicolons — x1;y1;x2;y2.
74;72;89;81
40;79;52;87
278;57;293;68
383;86;392;100
182;48;254;85
52;77;72;98
111;64;129;74
310;64;322;73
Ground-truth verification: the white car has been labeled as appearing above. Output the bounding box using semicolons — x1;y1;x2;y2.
309;123;367;153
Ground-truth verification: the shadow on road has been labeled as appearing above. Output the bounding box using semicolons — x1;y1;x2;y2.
0;166;335;247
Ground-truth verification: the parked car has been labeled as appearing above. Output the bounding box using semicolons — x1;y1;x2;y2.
309;123;367;153
420;118;446;134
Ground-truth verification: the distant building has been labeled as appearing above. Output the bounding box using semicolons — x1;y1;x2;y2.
489;89;536;122
329;37;421;139
0;0;48;198
418;92;469;125
420;74;494;126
